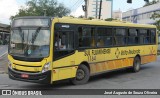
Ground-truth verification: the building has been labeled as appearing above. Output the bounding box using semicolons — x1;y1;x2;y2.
112;9;122;20
86;0;112;19
122;2;160;24
0;23;10;45
0;23;10;32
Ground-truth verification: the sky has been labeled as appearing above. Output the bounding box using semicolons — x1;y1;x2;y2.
0;0;147;24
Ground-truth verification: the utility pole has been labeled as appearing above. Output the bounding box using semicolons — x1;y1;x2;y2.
95;0;98;18
99;0;102;19
43;9;47;16
84;0;87;18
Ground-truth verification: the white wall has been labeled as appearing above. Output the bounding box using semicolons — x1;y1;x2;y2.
122;2;160;24
87;0;112;19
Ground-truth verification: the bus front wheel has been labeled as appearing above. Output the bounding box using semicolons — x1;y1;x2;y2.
132;57;141;72
71;64;90;85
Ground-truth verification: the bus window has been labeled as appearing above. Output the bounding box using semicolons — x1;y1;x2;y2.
54;31;74;60
139;29;148;44
151;29;156;44
114;28;126;46
97;28;112;47
78;27;95;48
144;30;151;44
55;31;74;50
128;29;139;45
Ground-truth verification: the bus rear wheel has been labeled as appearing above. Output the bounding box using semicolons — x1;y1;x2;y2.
71;64;90;85
132;57;141;72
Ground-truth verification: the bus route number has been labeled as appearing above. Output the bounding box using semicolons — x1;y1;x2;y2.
88;55;96;62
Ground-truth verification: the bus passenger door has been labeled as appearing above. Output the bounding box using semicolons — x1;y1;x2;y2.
52;31;76;81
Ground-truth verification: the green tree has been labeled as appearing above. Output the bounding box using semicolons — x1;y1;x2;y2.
150;12;160;32
78;15;84;18
143;0;159;7
105;18;117;21
10;0;70;19
88;17;94;20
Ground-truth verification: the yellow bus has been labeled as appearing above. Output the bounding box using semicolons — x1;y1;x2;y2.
8;16;158;84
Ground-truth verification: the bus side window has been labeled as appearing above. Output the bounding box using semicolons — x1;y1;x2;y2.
97;28;104;47
144;30;150;44
97;27;112;47
54;31;74;60
78;27;95;48
139;29;148;44
151;29;156;44
128;29;139;45
114;28;126;46
91;28;95;47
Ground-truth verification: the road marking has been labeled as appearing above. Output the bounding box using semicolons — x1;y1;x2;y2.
0;51;7;58
0;85;9;87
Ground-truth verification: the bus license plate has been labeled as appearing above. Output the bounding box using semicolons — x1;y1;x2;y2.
21;74;29;78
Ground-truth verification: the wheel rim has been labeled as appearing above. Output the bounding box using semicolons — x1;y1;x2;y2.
76;69;85;80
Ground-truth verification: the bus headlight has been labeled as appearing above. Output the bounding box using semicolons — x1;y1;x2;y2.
42;62;50;73
8;60;12;69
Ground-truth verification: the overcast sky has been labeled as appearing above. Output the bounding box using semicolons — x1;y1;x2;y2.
0;0;146;24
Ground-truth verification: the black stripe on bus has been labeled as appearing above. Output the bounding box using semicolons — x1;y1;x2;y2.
13;63;41;67
53;65;78;69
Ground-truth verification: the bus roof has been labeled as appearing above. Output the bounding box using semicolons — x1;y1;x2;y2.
13;16;51;20
56;17;156;29
13;16;156;29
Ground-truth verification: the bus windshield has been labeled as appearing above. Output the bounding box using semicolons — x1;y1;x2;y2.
9;28;50;58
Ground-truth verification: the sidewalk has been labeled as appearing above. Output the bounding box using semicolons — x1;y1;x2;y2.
0;45;8;57
0;54;8;74
0;45;8;74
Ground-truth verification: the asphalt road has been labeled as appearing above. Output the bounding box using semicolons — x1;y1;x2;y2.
0;56;160;89
0;57;160;97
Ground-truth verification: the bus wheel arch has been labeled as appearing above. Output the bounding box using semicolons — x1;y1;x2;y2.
135;54;141;63
80;61;90;72
70;61;90;85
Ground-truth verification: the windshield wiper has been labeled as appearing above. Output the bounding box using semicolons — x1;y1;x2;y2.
18;27;24;43
31;27;41;44
17;27;25;51
25;27;41;56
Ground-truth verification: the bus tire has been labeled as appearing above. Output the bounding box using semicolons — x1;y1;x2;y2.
71;64;90;85
132;57;141;72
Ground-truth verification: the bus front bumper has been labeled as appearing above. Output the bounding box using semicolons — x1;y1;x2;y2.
8;67;51;84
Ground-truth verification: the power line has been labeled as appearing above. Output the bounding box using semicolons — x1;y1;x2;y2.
72;1;83;12
70;0;82;11
72;0;84;12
